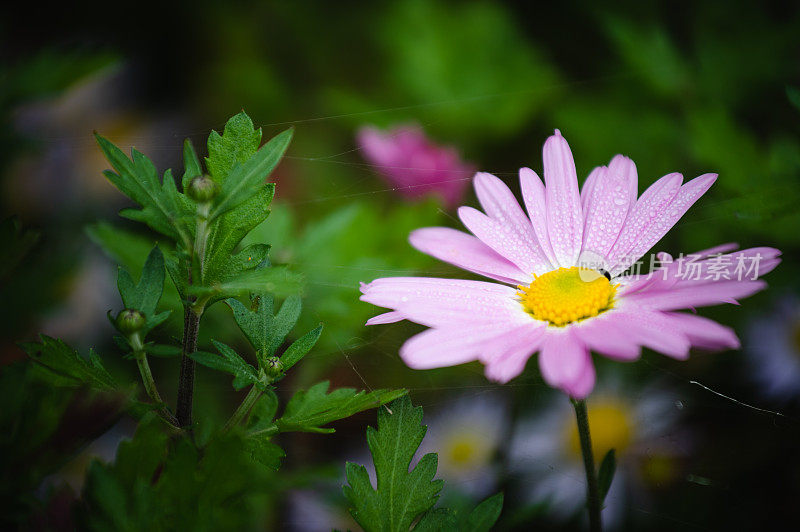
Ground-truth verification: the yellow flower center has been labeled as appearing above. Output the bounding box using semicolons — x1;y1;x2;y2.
441;431;492;471
566;398;634;461
518;267;617;326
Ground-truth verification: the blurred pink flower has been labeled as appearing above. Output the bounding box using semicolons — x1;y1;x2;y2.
360;130;780;398
357;124;474;207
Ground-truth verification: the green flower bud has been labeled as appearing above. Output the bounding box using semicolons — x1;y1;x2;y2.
264;356;283;378
117;308;145;334
187;175;218;203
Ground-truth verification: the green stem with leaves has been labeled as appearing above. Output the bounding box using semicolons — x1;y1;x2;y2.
224;386;262;431
571;398;602;532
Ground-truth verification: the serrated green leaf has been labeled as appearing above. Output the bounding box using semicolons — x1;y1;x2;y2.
281;325;323;372
208;128;292;221
276;382;406;434
205;111;262;183
343;396;442;532
190;265;303;302
96;134;192;244
466;493;504;532
21;336;116;390
182;138;203;190
598;448;617;504
189;340;260;390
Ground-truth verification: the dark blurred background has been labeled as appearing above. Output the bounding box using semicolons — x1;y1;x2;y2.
1;1;799;530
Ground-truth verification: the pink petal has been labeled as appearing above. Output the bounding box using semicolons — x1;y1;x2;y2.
615;173;717;275
580;165;603;211
665;313;740;350
399;322;522;369
459;206;549;275
625;280;767;311
572;315;642;361
543;131;583;266
359;276;527;328
610;309;691;359
582;155;638;260
473;172;552;269
482;323;547;383
409;227;530;284
519;167;558;266
539;330;596;398
365;311;405;326
606;172;683;274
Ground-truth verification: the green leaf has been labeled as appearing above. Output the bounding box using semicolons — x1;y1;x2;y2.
268;295;302;356
209;128;292;221
466;493;504;532
226;293;274;357
598;448;617;504
415;508;457;531
343;396;441;532
182;138;203;190
190;265;303;302
95;134;192;244
189;340;261;390
205;111;263;183
118;246;164;316
86;222;158;273
276;382;406;434
248;389;279;431
21;336;116;390
280;324;323;372
244;436;285;471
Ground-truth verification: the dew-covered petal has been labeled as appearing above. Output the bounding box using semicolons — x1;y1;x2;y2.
539;330;595;398
473;172;552;270
580;165;603;211
606;172;683;273
543;131;583;266
582;155;638;260
459;206;550;275
359;276;527;328
519;167;558;266
409;227;531;284
612;173;717;276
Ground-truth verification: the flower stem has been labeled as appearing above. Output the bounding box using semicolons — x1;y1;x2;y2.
224;386;262;431
176;306;201;427
571;398;602;532
130;333;178;427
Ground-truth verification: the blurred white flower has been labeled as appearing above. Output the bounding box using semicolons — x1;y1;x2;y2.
416;392;507;497
509;381;688;529
745;296;800;400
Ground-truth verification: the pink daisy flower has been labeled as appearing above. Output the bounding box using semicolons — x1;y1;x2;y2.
357;124;474;207
360;130;780;398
